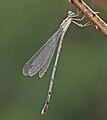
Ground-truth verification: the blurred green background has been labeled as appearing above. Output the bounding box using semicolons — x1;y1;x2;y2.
0;0;107;120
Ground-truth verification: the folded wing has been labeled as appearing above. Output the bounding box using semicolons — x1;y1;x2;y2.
23;28;62;77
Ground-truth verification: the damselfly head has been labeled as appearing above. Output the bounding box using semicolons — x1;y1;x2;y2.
68;11;75;17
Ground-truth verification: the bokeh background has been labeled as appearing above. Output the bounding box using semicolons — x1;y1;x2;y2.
0;0;107;120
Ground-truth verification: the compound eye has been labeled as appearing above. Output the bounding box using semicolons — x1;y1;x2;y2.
68;11;75;16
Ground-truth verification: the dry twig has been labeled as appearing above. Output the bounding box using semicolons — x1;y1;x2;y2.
69;0;107;37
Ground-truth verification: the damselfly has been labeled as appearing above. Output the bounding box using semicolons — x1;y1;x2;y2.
22;10;90;115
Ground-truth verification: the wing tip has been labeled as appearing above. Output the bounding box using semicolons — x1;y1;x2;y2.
22;69;28;76
39;72;43;78
28;69;36;77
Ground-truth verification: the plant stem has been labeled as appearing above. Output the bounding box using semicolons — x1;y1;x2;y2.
69;0;107;37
